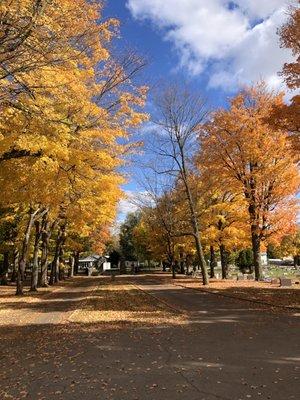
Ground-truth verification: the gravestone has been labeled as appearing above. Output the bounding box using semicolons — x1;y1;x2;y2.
271;278;279;285
280;277;292;287
263;277;272;283
192;270;201;278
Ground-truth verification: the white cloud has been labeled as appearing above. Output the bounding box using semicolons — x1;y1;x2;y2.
127;0;296;91
137;121;158;136
117;191;139;221
234;0;288;19
117;190;153;223
208;8;292;90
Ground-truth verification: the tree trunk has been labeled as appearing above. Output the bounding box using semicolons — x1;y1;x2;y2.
247;184;262;281
182;179;208;284
171;262;176;279
220;244;229;279
210;246;217;279
39;215;50;287
251;231;262;280
180;157;209;285
49;223;66;285
293;255;299;268
194;232;209;284
30;220;42;291
58;233;66;280
68;256;74;278
49;252;59;285
74;251;80;275
59;261;65;280
166;239;175;278
0;251;9;285
49;235;60;285
11;248;19;283
50;249;58;284
180;261;185;274
17;209;39;295
39;240;49;287
186;263;190;275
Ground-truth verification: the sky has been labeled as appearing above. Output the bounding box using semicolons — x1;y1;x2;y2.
102;0;296;223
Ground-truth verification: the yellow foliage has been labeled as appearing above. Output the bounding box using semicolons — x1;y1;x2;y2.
0;0;147;256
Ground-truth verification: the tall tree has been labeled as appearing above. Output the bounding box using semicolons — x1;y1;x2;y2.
200;84;299;280
0;0;147;294
201;190;249;279
135;190;182;278
119;212;142;261
152;84;210;285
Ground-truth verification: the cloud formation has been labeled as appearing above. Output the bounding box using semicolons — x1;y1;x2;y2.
117;191;139;222
127;0;295;91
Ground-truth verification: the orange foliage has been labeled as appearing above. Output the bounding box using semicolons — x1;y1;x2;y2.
199;84;299;277
269;3;300;152
278;2;300;90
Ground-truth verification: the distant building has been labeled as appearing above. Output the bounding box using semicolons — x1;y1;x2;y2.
79;254;110;275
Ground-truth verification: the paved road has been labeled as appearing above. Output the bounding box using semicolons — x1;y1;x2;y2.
0;275;299;400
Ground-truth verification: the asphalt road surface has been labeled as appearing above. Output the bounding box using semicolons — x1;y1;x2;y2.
0;275;299;400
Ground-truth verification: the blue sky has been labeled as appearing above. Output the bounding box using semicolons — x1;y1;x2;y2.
102;1;295;222
103;1;229;107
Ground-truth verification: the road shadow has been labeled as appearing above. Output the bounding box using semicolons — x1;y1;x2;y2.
0;317;299;400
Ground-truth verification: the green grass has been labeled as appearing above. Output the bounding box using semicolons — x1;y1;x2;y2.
224;264;299;279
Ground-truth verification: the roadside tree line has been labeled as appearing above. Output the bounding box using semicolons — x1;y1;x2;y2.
124;4;300;283
0;0;147;294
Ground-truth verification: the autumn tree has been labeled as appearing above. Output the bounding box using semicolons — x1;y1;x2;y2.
279;2;300;92
200;84;299;280
0;1;117;106
135;189;182;277
270;2;300;152
279;229;300;267
151;84;210;285
201;188;249;279
119;211;143;261
0;0;147;294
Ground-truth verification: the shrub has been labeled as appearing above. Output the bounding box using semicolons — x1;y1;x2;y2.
236;249;254;273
